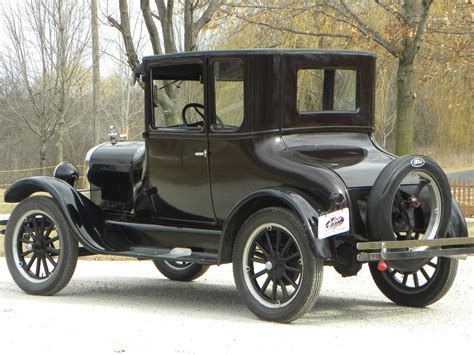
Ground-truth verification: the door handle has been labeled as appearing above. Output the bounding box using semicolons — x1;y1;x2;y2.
194;149;208;158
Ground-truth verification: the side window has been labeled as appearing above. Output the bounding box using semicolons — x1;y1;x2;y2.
334;70;357;111
297;69;358;113
297;69;324;112
213;60;244;130
152;62;204;129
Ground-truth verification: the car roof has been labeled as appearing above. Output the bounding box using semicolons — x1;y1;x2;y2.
141;48;375;62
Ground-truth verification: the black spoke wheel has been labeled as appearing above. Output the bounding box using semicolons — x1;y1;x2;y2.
5;196;78;295
153;260;209;282
369;256;458;307
233;208;323;323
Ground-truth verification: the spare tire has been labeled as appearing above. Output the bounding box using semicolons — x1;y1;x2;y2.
367;155;451;244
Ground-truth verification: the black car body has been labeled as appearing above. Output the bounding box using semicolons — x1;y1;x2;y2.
3;50;472;322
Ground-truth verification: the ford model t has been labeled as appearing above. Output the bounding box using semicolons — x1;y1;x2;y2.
2;50;472;323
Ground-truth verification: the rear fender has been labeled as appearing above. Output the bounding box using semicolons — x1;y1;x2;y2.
4;177;107;253
218;187;337;264
447;199;469;238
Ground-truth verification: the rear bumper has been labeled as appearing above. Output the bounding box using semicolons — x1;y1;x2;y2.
357;237;474;262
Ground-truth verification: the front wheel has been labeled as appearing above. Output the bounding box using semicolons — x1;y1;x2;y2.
233;207;323;323
369;257;458;307
4;196;78;295
153;260;209;281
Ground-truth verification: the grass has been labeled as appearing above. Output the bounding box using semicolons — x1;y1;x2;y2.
0;189;16;215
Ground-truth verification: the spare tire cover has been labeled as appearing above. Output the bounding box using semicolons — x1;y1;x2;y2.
367;155;452;242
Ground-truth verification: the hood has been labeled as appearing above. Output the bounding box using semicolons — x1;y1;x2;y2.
283;132;395;188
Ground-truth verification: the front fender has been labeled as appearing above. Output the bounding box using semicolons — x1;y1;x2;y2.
218;187;338;264
4;177;107;253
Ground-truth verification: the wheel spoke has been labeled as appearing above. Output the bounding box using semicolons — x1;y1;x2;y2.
255;242;271;258
32;216;40;237
279;280;289;300
35;256;41;277
44;223;54;239
284;265;301;273
420;267;430;281
261;276;271;293
402;273;408;286
413;273;419;288
27;253;38;270
284;252;300;262
283;272;298;289
19;237;34;244
265;232;273;255
271;281;277;301
251;257;266;264
45;253;57;267
280;238;292;255
428;261;437;268
253;251;266;261
275;230;281;252
46;247;60;255
252;269;268;279
20;250;34;258
42;256;49;276
47;236;59;245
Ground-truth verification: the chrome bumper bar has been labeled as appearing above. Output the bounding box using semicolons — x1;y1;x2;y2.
357;237;474;262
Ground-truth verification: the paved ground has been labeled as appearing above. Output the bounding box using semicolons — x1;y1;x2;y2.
0;257;472;354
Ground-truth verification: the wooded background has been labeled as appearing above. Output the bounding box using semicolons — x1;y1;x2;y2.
0;0;472;186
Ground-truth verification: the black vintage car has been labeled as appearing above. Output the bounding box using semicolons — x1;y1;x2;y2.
2;50;472;323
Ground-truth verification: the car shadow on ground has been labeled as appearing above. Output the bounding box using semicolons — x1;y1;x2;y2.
0;274;433;325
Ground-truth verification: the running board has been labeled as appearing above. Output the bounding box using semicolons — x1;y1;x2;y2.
357;237;474;263
113;246;218;264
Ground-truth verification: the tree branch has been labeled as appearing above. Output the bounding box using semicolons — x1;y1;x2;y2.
338;0;401;58
141;0;163;55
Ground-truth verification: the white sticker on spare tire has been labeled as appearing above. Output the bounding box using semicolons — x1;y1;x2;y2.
410;157;425;168
318;208;350;239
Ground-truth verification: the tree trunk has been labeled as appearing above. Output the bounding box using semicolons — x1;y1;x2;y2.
91;0;100;145
395;60;416;155
40;140;47;176
56;95;65;163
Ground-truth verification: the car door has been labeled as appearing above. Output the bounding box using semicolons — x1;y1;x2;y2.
145;59;215;224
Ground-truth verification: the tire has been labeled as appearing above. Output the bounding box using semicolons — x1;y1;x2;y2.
367;155;452;242
4;196;78;295
233;207;323;323
369;257;458;307
153;260;209;281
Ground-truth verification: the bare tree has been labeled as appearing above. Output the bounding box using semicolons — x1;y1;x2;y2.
49;0;91;163
106;0;222;125
1;1;59;174
91;0;101;145
2;0;91;166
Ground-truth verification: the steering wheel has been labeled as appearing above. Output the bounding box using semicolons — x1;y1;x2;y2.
181;102;226;128
182;103;205;127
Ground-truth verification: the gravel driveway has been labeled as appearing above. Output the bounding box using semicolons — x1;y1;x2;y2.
1;257;473;354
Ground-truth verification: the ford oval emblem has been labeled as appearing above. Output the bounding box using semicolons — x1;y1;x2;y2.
410;157;425;168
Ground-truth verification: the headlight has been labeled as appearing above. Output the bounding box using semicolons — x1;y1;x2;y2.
53;162;80;187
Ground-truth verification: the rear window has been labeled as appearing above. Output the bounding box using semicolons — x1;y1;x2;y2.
297;69;358;113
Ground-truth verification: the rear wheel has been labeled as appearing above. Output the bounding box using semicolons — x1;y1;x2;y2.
367;155;457;306
153;260;209;281
233;207;323;323
4;196;78;295
369;257;458;307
